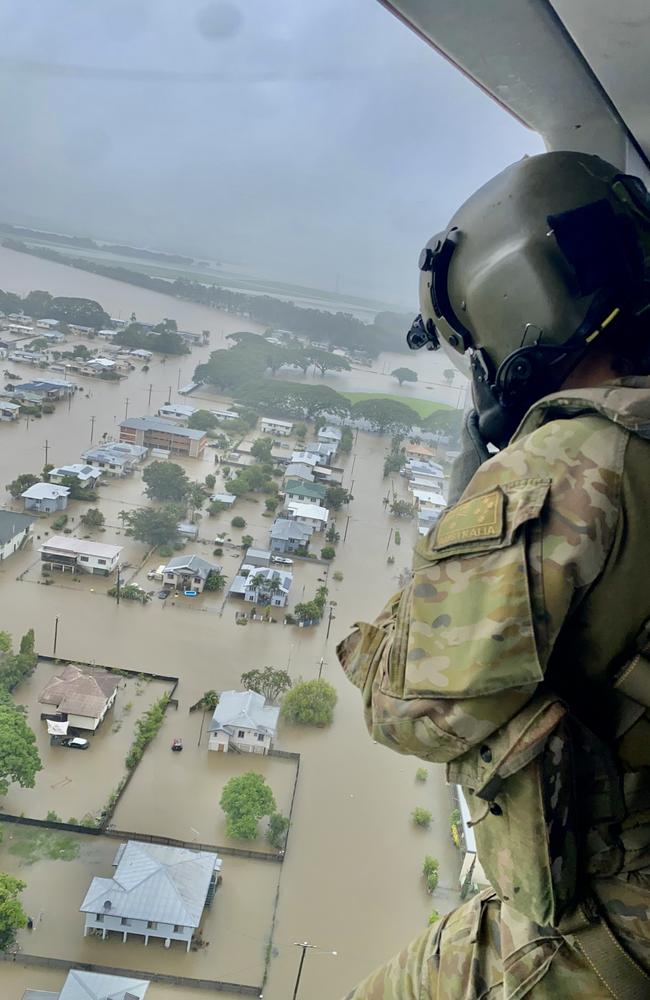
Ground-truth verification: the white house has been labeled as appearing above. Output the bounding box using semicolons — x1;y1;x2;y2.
130;348;153;360
80;841;222;952
210;492;237;509
82;441;148;476
285;500;329;533
39;536;122;575
210;408;239;422
23;969;150;1000
208;690;280;754
260;416;293;436
162;554;221;593
290;451;319;467
0;400;20;421
22;482;70;513
84;357;118;374
157;403;196;424
39;664;119;731
318;426;342;445
0;510;34;561
244;566;292;607
49;464;102;489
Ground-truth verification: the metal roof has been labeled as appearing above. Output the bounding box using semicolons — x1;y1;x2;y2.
39;535;122;559
120;416;205;440
208;690;280;737
0;509;34;544
80;841;221;928
270;518;311;541
286;500;329;522
58;969;150;1000
163;554;219;580
21;483;71;500
283;478;327;500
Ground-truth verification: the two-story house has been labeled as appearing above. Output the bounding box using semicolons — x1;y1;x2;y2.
39;536;122;575
269;518;312;554
281;478;327;507
162;554;221;594
0;510;34;561
80;841;222;952
207;690;280;754
244;567;292;607
285;500;329;534
22;483;70;513
49;464;102;490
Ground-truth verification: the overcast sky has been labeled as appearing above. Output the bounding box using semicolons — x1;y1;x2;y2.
0;0;543;307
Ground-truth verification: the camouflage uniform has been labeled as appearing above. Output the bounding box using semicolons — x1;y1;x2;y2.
338;378;650;998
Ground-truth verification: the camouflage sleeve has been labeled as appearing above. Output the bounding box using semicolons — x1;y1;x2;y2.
337;415;625;764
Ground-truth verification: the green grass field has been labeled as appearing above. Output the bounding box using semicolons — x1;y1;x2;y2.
341;391;451;419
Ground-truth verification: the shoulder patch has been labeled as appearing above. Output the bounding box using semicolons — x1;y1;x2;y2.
435;489;504;549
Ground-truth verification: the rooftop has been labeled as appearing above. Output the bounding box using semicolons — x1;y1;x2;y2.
21;483;70;500
290;451;319;466
283;478;327;500
208;690;280;737
39;535;122;559
261;416;293;427
246;547;272;561
158;403;196;417
270;518;311;541
120;416;205;440
58;969;150;1000
163;554;219;580
39;664;119;719
50;464;101;481
246;566;292;593
80;841;221;928
286;500;329;521
0;509;34;544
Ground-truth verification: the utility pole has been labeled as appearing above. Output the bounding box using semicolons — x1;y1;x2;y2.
177;368;181;389
115;564;121;606
124;397;130;420
167;385;172;403
292;942;317;1000
90;415;96;443
43;439;49;467
326;605;336;641
386;527;393;550
147;383;153;410
343;515;350;542
53;616;59;657
318;658;325;680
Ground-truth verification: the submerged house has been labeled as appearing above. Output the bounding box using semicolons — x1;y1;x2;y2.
80;840;222;951
39;664;119;731
207;690;279;754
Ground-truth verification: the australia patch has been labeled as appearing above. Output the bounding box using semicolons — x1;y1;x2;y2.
435;489;504;548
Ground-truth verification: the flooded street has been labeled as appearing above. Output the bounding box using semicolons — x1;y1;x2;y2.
0;250;462;999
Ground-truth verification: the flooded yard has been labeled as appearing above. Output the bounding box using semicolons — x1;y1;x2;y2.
0;827;276;990
0;253;463;999
4;662;173;823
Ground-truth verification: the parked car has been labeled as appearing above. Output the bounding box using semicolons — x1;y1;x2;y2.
61;737;89;750
147;564;165;581
157;590;170;600
271;555;293;566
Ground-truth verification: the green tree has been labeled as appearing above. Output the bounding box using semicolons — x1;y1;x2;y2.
325;485;352;510
187;482;207;510
142;461;190;502
6;473;39;499
280;679;337;727
391;367;418;386
250;437;274;462
390;499;417;519
240;667;293;703
412;807;432;829
220;772;276;840
422;855;440;892
204;473;216;490
203;569;226;592
294;421;308;440
124;506;182;547
188;409;219;431
305;348;352;376
241;534;254;548
18;630;35;656
325;523;340;544
265;497;279;513
339;427;353;453
266;812;290;850
351;398;419;434
80;508;105;530
415;767;428;783
0;633;12;655
0;872;28;949
0;698;42;796
195;347;267;392
320;545;335;560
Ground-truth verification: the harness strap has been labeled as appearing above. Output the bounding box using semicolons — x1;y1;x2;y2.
560;903;650;999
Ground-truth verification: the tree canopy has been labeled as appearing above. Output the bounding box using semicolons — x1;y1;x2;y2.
0;872;27;950
280;678;337;727
220;771;276;840
6;473;39;499
325;485;352;510
142;461;190;502
240;667;292;703
80;508;105;530
124;505;182;547
113;323;189;355
391;367;418;386
351;398;420;434
188;409;220;431
0;698;42;797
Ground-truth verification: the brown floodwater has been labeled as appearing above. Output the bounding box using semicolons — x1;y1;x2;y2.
0;247;461;999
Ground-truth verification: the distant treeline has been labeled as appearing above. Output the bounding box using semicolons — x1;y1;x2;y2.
0;224;194;265
2;238;411;357
0;286;110;329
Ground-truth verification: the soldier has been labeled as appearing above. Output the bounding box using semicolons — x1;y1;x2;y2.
338;151;650;998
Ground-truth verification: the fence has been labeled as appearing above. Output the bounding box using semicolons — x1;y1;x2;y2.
0;813;284;863
0;952;262;995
